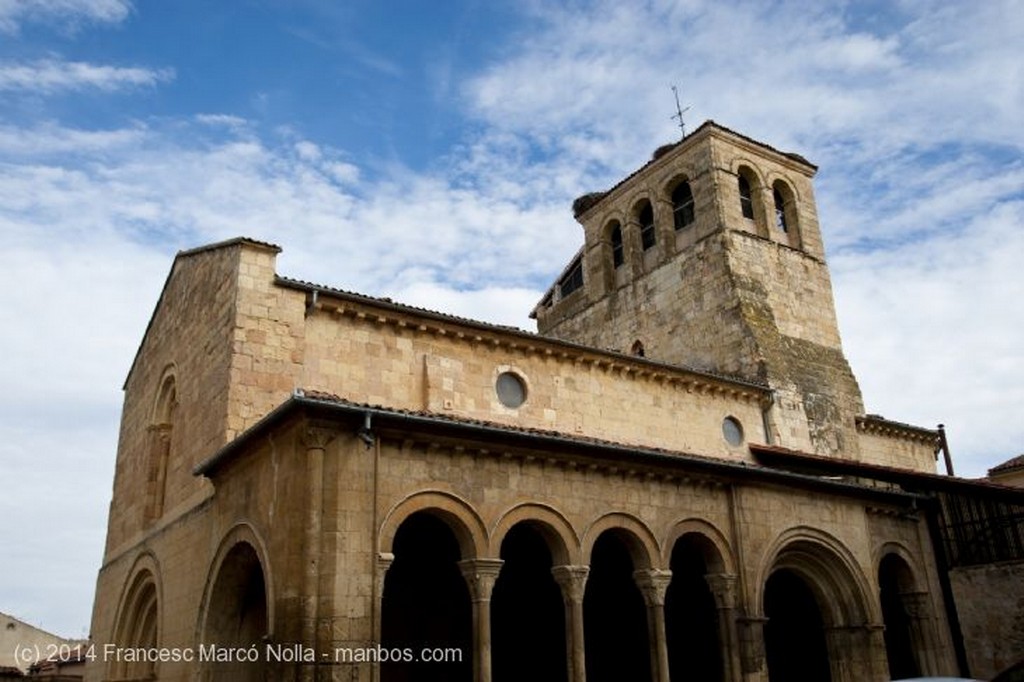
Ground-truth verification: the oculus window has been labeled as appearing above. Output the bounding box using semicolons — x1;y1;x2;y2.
722;416;744;446
496;371;527;409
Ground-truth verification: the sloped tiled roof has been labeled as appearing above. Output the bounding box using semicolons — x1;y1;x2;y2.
990;453;1024;475
194;389;925;507
753;443;1024;500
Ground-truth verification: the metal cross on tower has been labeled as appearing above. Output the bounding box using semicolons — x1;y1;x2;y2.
671;85;691;138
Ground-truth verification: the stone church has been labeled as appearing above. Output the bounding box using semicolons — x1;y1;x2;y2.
88;122;985;681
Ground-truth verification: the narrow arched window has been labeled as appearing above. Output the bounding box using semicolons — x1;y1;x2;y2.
774;188;788;232
672;182;695;230
610;223;624;268
738;175;754;220
638;202;656;250
147;371;177;524
630;340;645;357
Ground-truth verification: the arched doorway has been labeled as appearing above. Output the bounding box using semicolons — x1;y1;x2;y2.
110;569;159;680
764;568;831;681
584;530;652;682
879;554;922;679
381;511;472;682
201;542;268;682
665;534;724;682
491;522;567;682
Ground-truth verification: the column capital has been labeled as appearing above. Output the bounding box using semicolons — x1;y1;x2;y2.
377;551;395;575
705;572;738;610
900;590;933;620
458;558;504;603
302;423;337;450
148;422;172;438
551;565;590;604
633;568;673;607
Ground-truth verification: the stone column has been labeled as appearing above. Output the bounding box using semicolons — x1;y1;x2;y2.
301;425;336;682
705;573;741;682
737;616;767;675
825;624;887;682
459;558;504;682
633;569;673;682
551;565;589;682
370;552;395;682
901;591;939;675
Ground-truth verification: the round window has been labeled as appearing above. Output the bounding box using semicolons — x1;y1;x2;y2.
722;416;744;446
496;371;527;409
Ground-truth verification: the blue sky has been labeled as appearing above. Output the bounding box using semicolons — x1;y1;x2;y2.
1;0;1022;639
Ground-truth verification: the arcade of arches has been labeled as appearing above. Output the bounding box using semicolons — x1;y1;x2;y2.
373;509;946;682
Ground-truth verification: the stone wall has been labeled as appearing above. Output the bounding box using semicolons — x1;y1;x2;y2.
949;560;1024;679
105;241;253;554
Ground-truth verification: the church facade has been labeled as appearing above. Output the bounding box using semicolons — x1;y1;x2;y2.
87;123;965;681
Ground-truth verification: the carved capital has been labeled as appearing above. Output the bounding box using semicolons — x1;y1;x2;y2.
458;558;504;603
705;573;738;610
900;591;933;620
302;424;337;451
148;423;172;440
377;552;395;580
551;565;590;604
633;568;673;607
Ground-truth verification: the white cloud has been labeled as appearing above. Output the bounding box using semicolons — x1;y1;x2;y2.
195;113;249;130
834;197;1024;477
0;121;146;155
0;0;131;33
463;0;1024;166
0;58;173;93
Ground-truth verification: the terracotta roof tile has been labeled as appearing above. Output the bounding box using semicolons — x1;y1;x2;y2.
989;453;1024;475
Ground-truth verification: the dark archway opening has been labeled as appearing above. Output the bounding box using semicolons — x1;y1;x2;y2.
879;554;921;679
492;523;567;682
381;512;472;682
584;531;652;682
665;536;723;682
203;543;268;682
764;569;831;682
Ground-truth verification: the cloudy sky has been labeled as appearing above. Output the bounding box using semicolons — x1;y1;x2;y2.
1;0;1021;639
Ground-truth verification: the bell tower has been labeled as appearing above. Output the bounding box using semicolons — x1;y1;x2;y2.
532;122;864;458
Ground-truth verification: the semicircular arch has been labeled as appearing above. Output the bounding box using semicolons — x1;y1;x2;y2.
764;172;803;204
582;512;660;570
490;502;579;566
663;517;736;574
755;526;878;626
151;364;178;424
109;552;162;679
196;522;275;642
875;542;928;599
379;489;488;560
729;159;766;186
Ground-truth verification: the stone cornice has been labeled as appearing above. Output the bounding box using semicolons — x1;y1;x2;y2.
856;415;938;445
